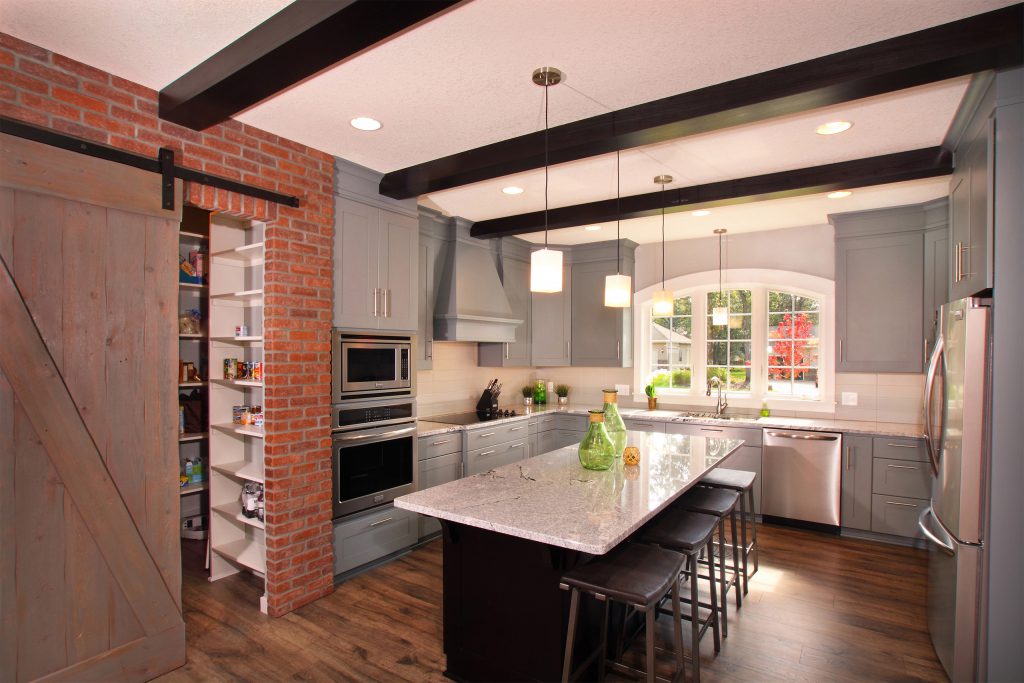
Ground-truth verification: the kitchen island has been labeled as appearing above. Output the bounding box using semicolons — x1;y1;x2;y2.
395;430;743;682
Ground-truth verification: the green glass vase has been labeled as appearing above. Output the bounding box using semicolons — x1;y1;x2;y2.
602;389;627;457
533;379;547;405
578;411;616;471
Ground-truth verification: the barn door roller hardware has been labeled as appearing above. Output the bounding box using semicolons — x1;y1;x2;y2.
1;116;301;210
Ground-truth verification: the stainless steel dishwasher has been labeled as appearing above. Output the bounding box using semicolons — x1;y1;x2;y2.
761;428;842;530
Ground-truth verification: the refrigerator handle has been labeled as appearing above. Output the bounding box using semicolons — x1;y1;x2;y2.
923;334;945;477
918;507;955;556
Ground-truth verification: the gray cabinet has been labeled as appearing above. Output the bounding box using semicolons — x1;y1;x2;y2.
924;226;949;362
835;232;923;372
531;263;572;366
479;246;532;367
466;440;529;475
570;241;636;367
870;494;926;539
840;435;873;532
332;505;418;575
417;452;462;539
417;226;442;370
333;196;418;332
622;417;666;433
949;100;994;301
667;422;762;513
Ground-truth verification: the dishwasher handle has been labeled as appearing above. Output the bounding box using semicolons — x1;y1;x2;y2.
765;431;838;441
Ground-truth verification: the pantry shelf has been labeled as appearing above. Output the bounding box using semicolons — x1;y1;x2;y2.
210;289;263;304
211;459;265;483
211;242;264;266
210;379;263;388
212;423;265;439
211;336;264;345
179;482;208;496
212;538;266;574
178;431;208;443
212;503;265;530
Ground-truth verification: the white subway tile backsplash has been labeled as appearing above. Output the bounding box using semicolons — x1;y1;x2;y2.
833;372;923;424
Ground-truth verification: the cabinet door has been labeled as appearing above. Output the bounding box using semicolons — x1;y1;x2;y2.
332;505;417;575
871;494;925;539
950;119;994;300
379;209;418;332
417;236;437;370
923;227;949;365
479;256;532;367
836;232;923;372
571;260;629;367
334;197;381;329
531;264;572;366
417;452;462;539
840;435;872;531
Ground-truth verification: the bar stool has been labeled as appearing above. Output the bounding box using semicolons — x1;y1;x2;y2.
560;542;686;683
639;509;721;683
673;487;741;638
699;468;758;595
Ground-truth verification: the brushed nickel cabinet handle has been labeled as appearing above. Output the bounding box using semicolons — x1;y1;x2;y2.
701;428;724;432
478;432;496;437
369;517;394;527
886;501;918;508
846;446;852;470
479;450;496;456
839;338;843;361
510;442;525;448
431;439;452;446
509;426;524;432
886;443;918;448
373;287;379;317
886;464;918;470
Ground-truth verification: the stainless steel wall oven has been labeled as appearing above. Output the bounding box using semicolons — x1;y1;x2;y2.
331;330;413;401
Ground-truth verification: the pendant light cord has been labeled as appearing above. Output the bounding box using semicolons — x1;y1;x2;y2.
543;79;549;249
616;149;621;274
718;231;723;295
660;180;666;288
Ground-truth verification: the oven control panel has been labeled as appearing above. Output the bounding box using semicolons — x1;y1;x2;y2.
335;401;414;429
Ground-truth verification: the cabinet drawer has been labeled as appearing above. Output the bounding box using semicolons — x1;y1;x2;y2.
870;494;926;539
532;414;558;432
418;433;462;461
465;421;530;451
536;429;581;456
623;418;666;433
555;413;588;432
417;452;462;539
872;437;927;462
466;439;529;476
872;458;930;499
333;505;417;575
667;422;763;447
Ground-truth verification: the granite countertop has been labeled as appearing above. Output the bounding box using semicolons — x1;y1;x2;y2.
416;404;925;439
395;431;743;555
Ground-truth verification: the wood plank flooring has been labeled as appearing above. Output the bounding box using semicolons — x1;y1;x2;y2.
158;524;947;682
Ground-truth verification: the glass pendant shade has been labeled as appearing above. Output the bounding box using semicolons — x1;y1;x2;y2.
604;273;632;307
530;248;563;292
712;305;729;326
652;289;673;315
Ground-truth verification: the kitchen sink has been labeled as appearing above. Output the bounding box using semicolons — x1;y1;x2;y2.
683;411;743;420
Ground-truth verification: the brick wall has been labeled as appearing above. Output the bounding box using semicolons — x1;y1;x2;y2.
1;32;336;617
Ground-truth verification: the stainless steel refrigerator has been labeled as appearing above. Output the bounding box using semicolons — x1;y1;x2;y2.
919;297;990;683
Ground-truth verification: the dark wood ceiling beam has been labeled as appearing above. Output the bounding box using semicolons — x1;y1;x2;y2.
159;0;460;130
469;147;952;239
381;4;1022;199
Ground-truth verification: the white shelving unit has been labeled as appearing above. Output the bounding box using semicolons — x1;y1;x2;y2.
207;213;268;613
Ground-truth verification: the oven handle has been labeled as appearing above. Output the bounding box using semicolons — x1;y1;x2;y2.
335;426;416;443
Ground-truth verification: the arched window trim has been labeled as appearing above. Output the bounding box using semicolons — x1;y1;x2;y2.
633;269;836;413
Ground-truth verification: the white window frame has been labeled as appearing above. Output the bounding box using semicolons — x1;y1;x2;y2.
633;269;835;413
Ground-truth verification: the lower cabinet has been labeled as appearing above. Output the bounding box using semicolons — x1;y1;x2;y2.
417;451;462;539
870;494;927;538
840;433;928;540
666;422;763;514
466;440;529;475
623;417;666;433
332;505;418;575
841;435;873;531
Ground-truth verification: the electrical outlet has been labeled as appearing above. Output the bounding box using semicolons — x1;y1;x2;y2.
841;391;858;406
615;384;630;396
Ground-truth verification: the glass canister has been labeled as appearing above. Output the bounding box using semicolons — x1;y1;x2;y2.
602;389;627;457
578;410;616;471
533;379;547;405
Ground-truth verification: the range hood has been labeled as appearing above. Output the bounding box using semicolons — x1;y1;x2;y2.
430;216;522;343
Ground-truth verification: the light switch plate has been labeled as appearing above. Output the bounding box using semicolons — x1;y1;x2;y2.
615;384;630;396
841;391;858;406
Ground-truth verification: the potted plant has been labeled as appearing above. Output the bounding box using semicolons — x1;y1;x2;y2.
555;384;570;405
645;384;658;410
521;385;534;406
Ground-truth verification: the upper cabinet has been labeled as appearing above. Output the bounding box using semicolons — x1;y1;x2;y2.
531;261;572;367
479;239;532;367
417;209;448;370
831;201;945;373
333;159;418;332
570;241;636;368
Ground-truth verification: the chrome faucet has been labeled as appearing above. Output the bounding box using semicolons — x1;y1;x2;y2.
707;376;728;416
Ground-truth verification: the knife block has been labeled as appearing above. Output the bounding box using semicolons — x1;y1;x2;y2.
475;389;499;416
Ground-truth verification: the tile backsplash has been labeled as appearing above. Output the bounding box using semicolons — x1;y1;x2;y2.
834;372;925;423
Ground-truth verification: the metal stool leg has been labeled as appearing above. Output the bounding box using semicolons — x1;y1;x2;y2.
738;493;749;596
716;519;728;639
729;508;742;610
645;607;656;683
598;599;609;682
562;587;580;683
689;556;702;683
748;487;759;578
671;580;685;676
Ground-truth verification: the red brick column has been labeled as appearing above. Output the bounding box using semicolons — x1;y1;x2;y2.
1;33;336;616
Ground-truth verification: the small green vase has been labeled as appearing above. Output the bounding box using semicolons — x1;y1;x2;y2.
602;389;627;457
533;379;547;405
578;411;616;471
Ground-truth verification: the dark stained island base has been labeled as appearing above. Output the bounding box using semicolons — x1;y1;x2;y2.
395;431;744;682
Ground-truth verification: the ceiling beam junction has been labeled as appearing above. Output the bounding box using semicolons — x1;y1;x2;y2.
381;4;1022;200
469;147;952;239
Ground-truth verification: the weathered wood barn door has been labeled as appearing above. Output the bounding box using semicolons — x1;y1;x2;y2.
0;134;186;681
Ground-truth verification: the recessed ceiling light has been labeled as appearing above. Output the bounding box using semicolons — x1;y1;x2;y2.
584;225;601;231
815;121;852;135
828;190;853;199
692;209;711;217
502;186;524;195
350;116;382;131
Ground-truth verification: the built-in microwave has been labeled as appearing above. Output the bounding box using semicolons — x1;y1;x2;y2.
332;330;414;401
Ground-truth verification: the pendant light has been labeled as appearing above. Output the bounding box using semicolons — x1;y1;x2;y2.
604;149;632;307
651;174;674;315
712;228;728;325
530;67;564;293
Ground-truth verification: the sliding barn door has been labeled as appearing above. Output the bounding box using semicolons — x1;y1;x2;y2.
0;134;186;681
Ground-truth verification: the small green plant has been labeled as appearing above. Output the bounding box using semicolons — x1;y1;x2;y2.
644;384;657;398
555;384;570;398
521;384;535;398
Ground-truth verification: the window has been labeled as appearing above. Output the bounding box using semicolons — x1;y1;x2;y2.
767;290;820;399
649;296;692;390
706;289;752;392
637;271;832;407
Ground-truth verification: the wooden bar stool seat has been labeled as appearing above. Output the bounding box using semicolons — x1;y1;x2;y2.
699;468;758;595
560;543;686;683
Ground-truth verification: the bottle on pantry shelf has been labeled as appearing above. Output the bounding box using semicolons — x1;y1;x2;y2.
184;458;193;480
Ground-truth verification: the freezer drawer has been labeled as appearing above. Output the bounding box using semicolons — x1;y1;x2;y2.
761;429;841;527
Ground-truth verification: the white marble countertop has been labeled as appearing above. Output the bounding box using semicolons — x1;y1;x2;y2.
416;404;925;439
395;431;743;555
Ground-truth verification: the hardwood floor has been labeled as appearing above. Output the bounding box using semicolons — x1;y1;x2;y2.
158;525;947;682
